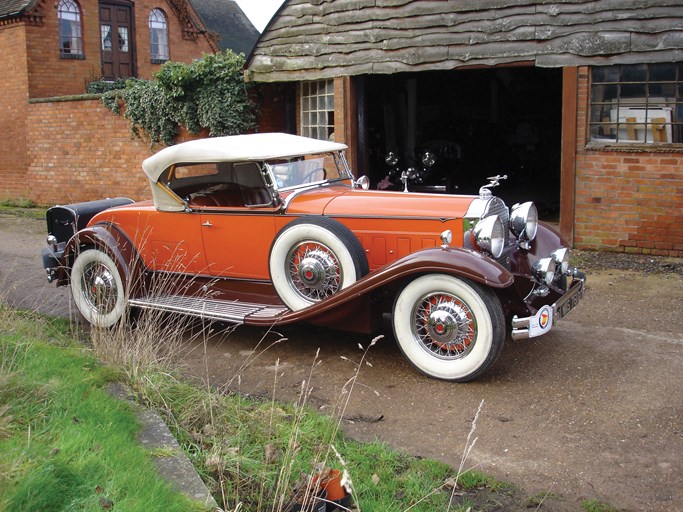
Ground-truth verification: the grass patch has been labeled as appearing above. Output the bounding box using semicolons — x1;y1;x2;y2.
94;312;505;511
0;310;207;512
0;200;47;220
582;498;618;512
1;303;550;511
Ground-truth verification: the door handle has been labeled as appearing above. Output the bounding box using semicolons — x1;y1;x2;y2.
202;221;212;227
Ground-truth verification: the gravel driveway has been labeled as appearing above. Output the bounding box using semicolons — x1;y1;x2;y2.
2;212;682;511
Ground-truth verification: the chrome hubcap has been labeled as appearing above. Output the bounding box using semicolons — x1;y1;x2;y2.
413;293;477;359
81;262;118;314
287;242;341;302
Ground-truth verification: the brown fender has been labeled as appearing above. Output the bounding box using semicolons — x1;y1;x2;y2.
60;223;141;291
247;246;513;326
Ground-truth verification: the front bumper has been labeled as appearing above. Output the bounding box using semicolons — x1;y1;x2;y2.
41;246;65;283
510;269;586;340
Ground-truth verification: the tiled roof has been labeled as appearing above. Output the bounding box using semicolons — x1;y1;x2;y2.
189;0;260;56
0;0;34;18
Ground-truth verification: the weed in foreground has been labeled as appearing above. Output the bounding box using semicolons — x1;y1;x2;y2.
0;330;207;512
582;498;618;512
61;238;504;511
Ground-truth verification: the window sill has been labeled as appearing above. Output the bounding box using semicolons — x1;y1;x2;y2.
151;58;168;65
586;141;683;153
60;53;85;60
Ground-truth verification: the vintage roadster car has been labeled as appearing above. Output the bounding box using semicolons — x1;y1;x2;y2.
42;133;584;382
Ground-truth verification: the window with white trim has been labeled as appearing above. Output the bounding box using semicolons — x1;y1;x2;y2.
301;80;335;141
58;0;84;59
590;63;683;144
149;8;169;63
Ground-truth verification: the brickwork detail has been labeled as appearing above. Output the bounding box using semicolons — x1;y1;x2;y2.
13;89;285;206
574;67;683;257
23;0;215;99
1;0;215;203
0;25;30;198
25;99;154;204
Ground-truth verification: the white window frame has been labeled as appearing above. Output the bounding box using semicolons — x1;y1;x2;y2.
149;8;169;64
589;63;683;145
58;0;84;58
300;80;335;141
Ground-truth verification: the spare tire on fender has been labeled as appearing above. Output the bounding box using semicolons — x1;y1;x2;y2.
269;216;369;311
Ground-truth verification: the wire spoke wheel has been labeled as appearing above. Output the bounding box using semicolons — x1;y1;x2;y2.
287;241;342;301
269;216;368;311
413;292;477;360
393;274;505;382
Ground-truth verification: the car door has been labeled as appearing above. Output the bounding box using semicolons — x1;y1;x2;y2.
198;163;279;280
199;212;277;279
144;211;209;275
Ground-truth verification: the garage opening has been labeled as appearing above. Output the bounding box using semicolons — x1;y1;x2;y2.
359;67;563;219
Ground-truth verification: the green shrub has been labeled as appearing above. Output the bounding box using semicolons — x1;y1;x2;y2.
102;51;257;147
86;77;130;94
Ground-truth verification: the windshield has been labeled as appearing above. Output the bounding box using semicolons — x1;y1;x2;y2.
266;151;351;190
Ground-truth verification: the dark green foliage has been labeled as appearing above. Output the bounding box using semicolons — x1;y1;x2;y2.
85;77;130;94
101;51;258;147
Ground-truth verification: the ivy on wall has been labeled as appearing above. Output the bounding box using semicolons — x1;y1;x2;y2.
102;50;258;147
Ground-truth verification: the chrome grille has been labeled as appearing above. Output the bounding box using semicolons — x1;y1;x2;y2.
483;197;510;247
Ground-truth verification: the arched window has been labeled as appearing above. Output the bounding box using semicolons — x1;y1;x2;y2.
58;0;83;58
149;9;169;63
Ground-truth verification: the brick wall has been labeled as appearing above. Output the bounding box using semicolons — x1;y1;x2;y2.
0;24;30;198
136;2;215;80
20;95;282;206
25;98;154;204
574;67;683;257
25;0;214;99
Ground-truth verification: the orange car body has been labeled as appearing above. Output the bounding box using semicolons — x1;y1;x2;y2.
42;133;585;381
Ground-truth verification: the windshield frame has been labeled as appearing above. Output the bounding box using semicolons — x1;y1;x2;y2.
264;150;353;192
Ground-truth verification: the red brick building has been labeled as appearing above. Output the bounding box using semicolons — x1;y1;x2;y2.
0;0;258;202
246;0;683;256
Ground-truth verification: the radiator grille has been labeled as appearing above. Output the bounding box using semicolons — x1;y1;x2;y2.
483;197;510;247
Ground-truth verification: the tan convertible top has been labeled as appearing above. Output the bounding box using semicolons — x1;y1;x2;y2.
142;133;347;212
142;133;347;183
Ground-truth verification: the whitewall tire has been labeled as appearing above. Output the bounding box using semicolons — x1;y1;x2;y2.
392;274;505;382
269;216;368;311
71;248;126;328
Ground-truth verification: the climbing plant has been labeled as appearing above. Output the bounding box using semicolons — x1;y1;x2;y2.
102;50;258;147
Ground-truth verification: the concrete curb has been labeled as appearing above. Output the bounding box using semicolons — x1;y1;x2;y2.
108;382;219;511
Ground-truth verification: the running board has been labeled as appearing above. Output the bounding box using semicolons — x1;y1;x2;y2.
128;295;289;324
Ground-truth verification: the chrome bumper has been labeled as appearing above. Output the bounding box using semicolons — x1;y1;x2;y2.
511;270;586;340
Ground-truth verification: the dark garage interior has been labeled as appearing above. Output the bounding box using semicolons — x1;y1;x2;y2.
359;67;563;219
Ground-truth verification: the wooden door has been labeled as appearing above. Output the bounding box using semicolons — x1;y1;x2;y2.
99;1;135;80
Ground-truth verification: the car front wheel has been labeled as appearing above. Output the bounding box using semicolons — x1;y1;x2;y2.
392;274;505;382
70;248;126;328
269;216;368;311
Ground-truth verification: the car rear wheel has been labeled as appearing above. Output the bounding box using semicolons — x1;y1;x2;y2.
70;248;126;328
269;216;368;311
392;274;505;382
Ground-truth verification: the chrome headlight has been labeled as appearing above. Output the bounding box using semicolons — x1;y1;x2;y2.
533;257;555;285
473;215;505;258
510;202;538;248
551;247;570;275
